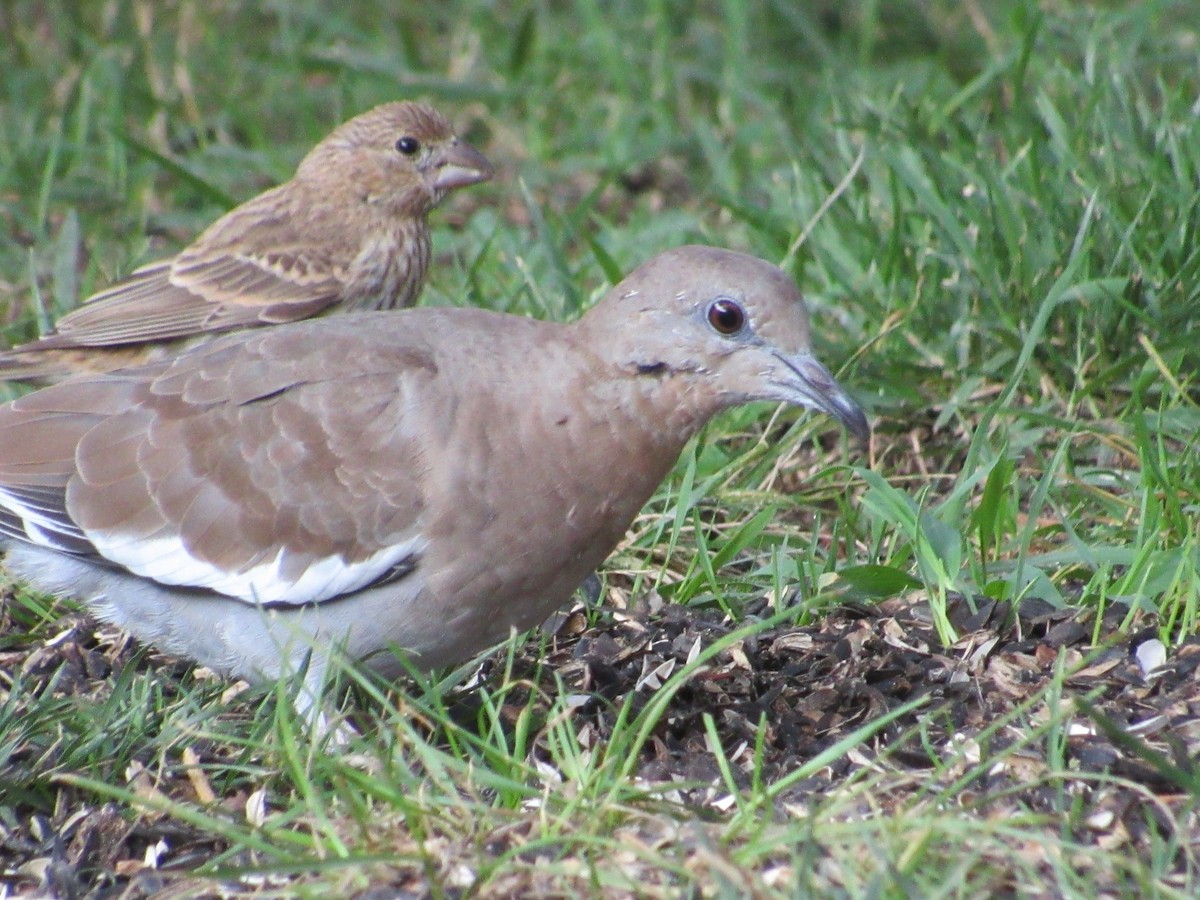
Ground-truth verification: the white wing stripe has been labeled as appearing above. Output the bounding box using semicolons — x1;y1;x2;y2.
0;487;89;550
85;531;425;606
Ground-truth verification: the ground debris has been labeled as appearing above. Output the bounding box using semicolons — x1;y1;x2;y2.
2;588;1197;896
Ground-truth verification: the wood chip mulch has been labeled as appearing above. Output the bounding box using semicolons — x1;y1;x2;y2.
535;590;1200;801
538;592;1200;799
2;589;1198;896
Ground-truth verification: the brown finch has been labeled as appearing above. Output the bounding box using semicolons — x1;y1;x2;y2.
0;101;492;382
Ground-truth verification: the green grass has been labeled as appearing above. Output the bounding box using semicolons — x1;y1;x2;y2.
1;0;1199;895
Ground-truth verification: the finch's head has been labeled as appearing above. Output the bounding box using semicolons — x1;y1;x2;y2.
297;101;493;215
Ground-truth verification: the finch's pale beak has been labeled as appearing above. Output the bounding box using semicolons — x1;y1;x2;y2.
431;140;494;192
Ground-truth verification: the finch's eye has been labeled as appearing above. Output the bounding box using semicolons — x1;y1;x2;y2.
707;298;746;335
395;136;421;155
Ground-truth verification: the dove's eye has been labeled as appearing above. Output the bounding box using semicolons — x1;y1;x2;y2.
395;136;421;155
707;298;746;336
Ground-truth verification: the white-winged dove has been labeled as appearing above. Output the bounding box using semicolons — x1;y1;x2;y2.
0;101;492;383
0;246;867;709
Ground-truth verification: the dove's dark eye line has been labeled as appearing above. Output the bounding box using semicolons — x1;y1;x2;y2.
395;136;421;155
707;298;747;336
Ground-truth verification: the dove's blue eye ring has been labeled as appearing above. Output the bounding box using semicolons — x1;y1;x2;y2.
395;136;421;155
707;298;746;335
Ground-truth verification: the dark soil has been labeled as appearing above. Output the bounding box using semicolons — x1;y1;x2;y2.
2;589;1198;897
